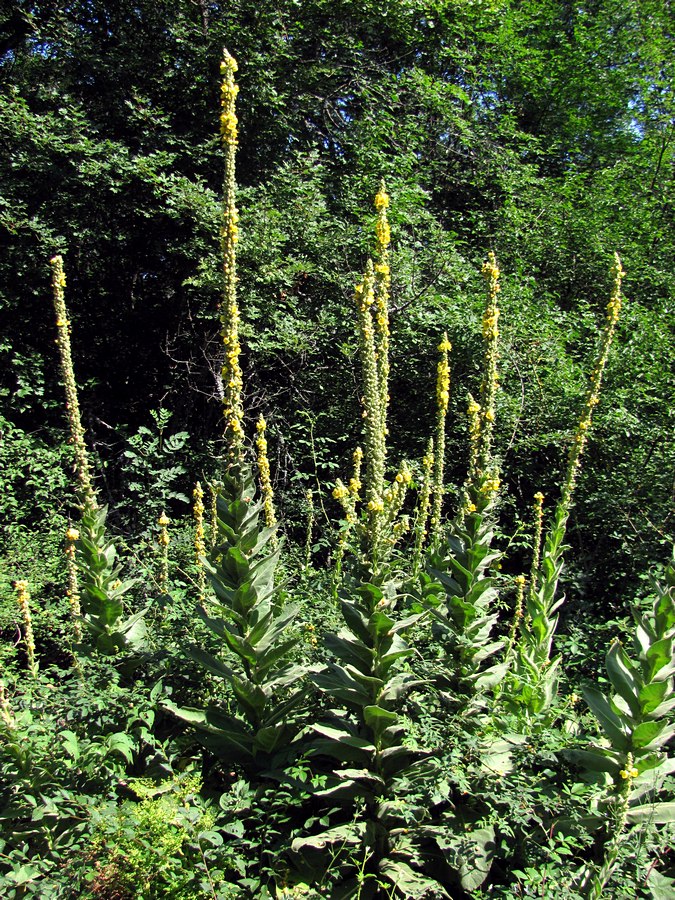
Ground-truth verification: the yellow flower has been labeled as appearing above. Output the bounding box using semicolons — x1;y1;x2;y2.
374;186;390;210
332;483;348;501
158;512;170;527
66;527;80;542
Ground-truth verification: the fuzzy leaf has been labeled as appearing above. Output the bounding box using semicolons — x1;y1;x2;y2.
583;686;630;749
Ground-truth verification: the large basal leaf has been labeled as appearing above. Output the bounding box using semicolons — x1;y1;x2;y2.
291;823;365;852
379;859;449;899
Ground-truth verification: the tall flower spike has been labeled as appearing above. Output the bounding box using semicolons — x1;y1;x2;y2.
15;580;38;679
304;489;315;572
65;526;82;641
209;481;221;548
0;681;15;729
478;252;500;473
255;416;278;538
412;438;434;575
193;482;206;603
430;333;452;540
157;512;170;591
50;255;97;511
219;50;245;462
559;254;624;521
528;492;545;606
355;260;386;566
373;180;391;448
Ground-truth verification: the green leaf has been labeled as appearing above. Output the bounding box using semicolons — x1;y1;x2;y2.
606;642;641;718
583;686;629;749
626;802;675;825
363;704;397;738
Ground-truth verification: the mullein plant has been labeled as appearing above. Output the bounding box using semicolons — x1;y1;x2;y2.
569;550;675;897
509;255;625;717
298;580;440;895
421;254;507;712
166;466;308;771
165;52;308;772
50;255;147;658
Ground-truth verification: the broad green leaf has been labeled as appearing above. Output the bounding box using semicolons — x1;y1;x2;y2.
583;687;629;749
606;642;641;717
363;704;397;737
626;802;675;825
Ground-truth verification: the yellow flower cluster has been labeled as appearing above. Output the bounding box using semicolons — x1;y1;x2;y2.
436;332;451;414
332;481;348;502
619;752;638;781
374;185;389;210
50;255;97;511
481;474;501;495
157;513;171;547
219;52;239;147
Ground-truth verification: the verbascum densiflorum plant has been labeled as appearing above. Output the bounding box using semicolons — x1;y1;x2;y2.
50;254;97;511
219;50;245;463
421;257;506;712
165;465;308;772
567;550;675;898
294;579;443;896
509;256;624;717
50;255;148;660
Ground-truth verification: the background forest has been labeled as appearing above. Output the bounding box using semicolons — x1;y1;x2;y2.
1;1;674;898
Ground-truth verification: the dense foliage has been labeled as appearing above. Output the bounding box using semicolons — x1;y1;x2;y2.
1;1;674;897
